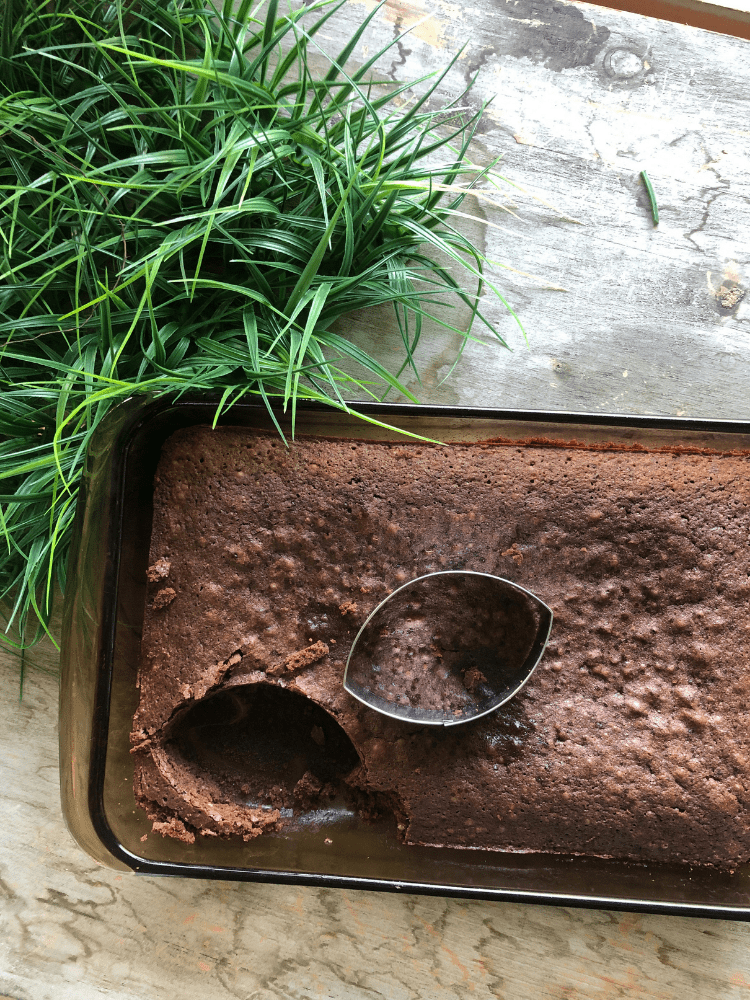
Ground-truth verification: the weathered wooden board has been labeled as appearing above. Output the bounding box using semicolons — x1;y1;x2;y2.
316;0;750;418
4;4;750;999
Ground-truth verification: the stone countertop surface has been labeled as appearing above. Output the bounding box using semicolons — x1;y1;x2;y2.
3;0;750;996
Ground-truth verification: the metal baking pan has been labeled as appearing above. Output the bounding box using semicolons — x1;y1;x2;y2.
59;395;750;917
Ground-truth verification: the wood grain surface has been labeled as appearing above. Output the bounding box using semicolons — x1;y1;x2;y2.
328;0;750;420
3;1;750;997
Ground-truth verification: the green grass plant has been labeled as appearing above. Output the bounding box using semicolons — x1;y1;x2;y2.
0;0;517;660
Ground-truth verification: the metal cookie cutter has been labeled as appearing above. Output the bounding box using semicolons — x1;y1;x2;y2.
344;571;553;727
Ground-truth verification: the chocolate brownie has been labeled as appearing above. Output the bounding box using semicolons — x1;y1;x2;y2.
132;427;750;867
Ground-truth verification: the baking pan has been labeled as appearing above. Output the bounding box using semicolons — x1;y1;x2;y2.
59;395;750;917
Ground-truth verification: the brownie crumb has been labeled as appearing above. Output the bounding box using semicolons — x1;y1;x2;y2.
267;640;329;677
147;558;171;582
463;667;488;694
151;815;195;843
501;544;523;564
152;587;176;609
293;771;323;810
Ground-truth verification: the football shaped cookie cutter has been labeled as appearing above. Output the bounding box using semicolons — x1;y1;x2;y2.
344;571;553;727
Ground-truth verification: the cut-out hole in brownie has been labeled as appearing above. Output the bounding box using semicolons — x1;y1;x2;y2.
345;572;552;726
165;683;361;813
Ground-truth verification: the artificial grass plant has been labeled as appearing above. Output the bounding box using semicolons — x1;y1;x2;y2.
0;0;519;657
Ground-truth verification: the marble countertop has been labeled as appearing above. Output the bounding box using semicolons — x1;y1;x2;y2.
3;0;750;995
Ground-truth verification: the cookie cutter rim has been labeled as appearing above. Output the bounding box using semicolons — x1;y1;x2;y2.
343;570;554;727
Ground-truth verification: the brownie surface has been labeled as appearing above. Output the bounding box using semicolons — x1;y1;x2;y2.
133;427;750;866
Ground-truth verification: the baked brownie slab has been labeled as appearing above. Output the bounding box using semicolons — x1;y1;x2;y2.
132;427;750;867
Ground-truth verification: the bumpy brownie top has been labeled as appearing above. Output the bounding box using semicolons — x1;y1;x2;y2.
134;427;750;866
